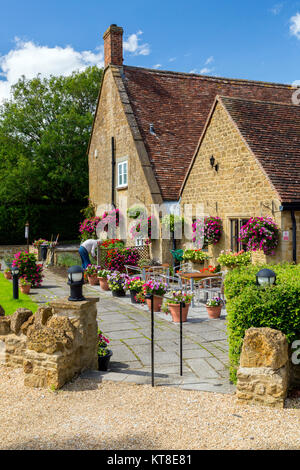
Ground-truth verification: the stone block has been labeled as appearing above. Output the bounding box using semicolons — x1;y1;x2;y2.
34;306;53;326
240;327;288;369
237;365;288;408
0;317;11;335
10;308;33;335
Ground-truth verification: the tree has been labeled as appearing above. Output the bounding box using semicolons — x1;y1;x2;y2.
0;66;103;205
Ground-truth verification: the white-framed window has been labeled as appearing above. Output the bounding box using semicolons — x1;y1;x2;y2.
117;161;128;188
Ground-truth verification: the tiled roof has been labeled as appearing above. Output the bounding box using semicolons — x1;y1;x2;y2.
122;66;295;200
220;96;300;203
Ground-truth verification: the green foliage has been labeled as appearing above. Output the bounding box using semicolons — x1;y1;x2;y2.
217;250;251;268
161;214;184;234
225;263;300;383
0;203;83;244
0;67;102;206
56;253;81;268
182;249;210;262
0;273;38;315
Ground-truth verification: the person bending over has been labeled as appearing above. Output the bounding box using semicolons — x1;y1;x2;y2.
79;239;98;270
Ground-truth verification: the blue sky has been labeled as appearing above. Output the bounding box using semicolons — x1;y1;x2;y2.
1;0;300;100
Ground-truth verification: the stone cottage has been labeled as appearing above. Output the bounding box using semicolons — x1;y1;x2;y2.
88;24;299;263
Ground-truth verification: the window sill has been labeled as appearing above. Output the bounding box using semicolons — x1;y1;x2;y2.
116;185;128;191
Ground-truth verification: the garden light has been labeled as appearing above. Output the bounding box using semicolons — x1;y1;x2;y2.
11;266;19;300
67;265;85;302
256;268;276;287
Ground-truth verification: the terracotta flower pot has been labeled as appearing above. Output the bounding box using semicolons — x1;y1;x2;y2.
146;295;162;312
20;284;31;295
168;303;190;323
88;274;99;286
4;272;12;280
98;277;109;291
206;305;222;319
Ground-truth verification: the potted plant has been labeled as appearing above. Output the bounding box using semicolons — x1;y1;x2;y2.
162;290;193;322
143;279;168;312
182;249;210;264
4;268;12;280
85;264;100;285
134;291;146;304
97;330;113;371
206;297;223;319
126;277;144;303
97;268;110;291
107;271;128;297
20;277;31;295
217;250;251;270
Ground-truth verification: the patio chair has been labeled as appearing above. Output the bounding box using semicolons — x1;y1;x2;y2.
193;274;225;305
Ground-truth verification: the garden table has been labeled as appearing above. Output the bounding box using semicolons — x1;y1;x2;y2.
177;272;221;307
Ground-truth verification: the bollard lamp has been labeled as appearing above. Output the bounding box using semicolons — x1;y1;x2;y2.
11;266;20;300
256;268;276;287
67;265;85;301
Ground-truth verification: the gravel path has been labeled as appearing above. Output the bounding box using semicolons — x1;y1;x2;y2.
0;366;299;450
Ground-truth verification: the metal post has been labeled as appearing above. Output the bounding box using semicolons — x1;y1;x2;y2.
191;278;195;307
12;273;19;300
150;294;154;386
180;301;183;376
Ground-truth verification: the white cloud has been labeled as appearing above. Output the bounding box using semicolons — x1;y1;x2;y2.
0;37;104;102
200;67;214;74
205;56;214;65
123;31;150;56
270;3;283;15
169;57;176;62
153;64;162;69
290;12;300;39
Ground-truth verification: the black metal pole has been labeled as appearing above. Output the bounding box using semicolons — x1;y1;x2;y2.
151;294;154;386
180;301;184;376
12;274;19;300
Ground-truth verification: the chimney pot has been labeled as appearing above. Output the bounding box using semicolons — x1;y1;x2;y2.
103;24;123;67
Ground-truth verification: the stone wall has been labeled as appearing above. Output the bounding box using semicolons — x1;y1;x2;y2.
180;101;299;264
0;298;98;389
0;245;28;260
236;328;289;408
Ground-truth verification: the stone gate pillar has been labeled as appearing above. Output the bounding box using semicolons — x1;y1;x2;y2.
236;327;289;408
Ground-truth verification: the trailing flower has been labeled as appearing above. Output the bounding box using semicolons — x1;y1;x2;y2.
135;292;146;304
79;216;101;242
33;239;49;248
164;290;193;305
182;249;210;263
19;276;31;286
107;271;129;291
206;296;223;307
97;329;110;357
97;268;110;278
98;239;125;249
192;216;222;247
143;279;168;297
129;215;156;245
217;250;251;268
238;217;279;255
12;251;43;287
85;264;101;276
104;247;139;272
126;277;144;292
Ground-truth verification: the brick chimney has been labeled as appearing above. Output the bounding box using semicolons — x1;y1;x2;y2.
103;24;123;67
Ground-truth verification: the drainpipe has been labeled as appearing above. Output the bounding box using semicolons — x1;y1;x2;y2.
280;204;298;264
291;210;297;264
111;137;115;208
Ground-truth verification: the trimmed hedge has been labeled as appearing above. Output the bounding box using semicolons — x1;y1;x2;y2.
225;263;300;383
0;203;83;244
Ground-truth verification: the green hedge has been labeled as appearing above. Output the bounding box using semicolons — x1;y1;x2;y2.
0;203;83;244
225;263;300;383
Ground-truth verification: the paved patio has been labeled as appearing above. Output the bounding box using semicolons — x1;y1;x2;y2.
2;262;234;394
